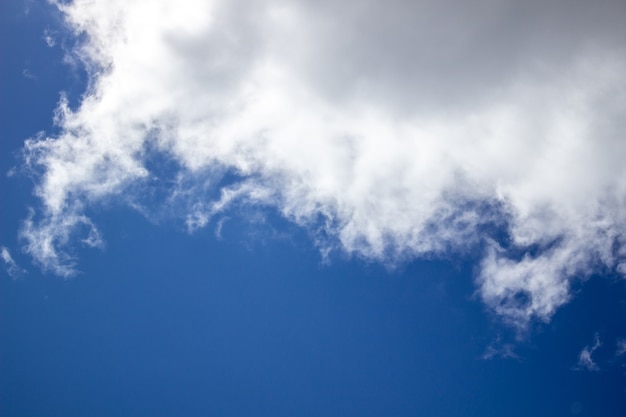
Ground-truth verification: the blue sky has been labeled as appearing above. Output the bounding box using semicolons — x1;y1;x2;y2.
2;0;626;416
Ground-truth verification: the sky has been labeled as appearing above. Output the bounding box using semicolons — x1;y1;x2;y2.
1;0;626;416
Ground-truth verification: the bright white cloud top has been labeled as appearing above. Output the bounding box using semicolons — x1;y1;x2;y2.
22;0;626;327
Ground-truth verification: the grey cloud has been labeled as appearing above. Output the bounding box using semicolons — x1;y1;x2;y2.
274;0;626;113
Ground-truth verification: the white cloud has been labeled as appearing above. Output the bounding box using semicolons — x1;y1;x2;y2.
43;29;56;47
22;68;36;79
21;0;626;326
482;337;519;361
616;339;626;357
20;207;103;277
1;246;26;278
575;333;602;371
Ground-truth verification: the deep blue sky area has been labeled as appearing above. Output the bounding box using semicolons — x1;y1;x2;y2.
2;1;626;416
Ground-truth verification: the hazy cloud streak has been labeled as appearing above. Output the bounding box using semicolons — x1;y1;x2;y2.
1;246;26;278
575;333;602;371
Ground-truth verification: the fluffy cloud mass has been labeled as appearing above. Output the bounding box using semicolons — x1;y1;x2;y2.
22;0;626;326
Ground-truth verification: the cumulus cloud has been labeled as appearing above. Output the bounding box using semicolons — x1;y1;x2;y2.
574;333;602;371
20;0;626;325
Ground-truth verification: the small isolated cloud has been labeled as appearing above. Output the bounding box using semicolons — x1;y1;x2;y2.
43;29;56;47
22;68;35;79
214;216;229;240
482;339;519;361
22;0;33;15
1;246;26;278
18;0;626;327
575;333;602;371
616;339;626;357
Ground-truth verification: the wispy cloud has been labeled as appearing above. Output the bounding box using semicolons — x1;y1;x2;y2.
22;68;36;79
575;333;602;371
20;208;103;277
482;338;519;361
214;216;229;240
20;0;626;326
43;29;56;47
1;246;26;278
616;339;626;357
